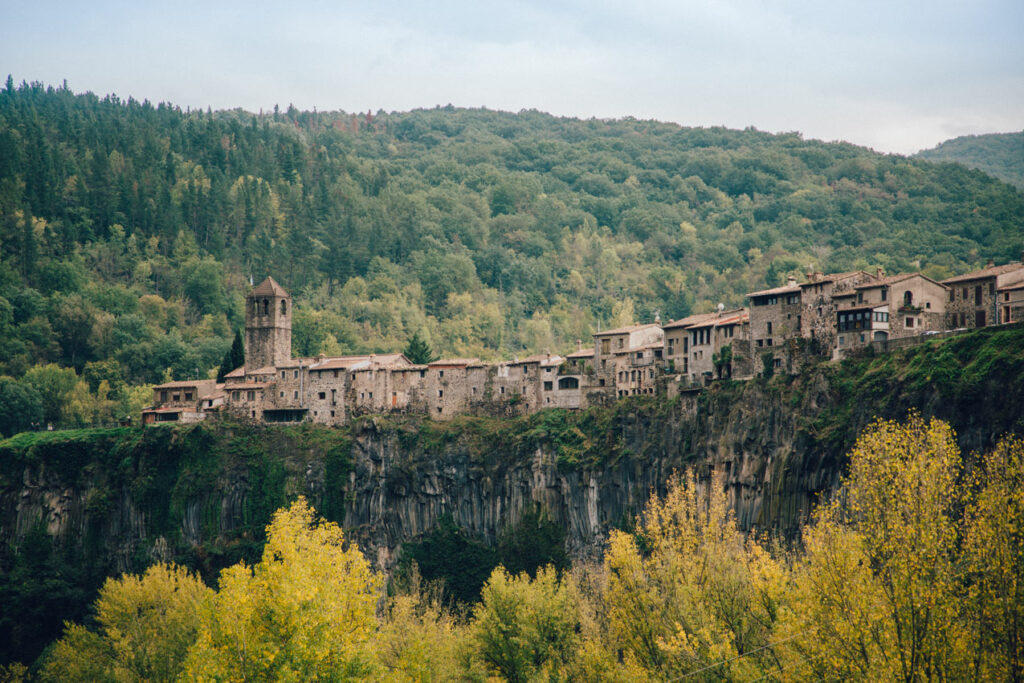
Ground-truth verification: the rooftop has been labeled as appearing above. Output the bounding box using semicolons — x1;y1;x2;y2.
856;272;944;289
800;270;872;286
747;283;801;298
250;276;289;297
593;323;661;337
663;311;720;330
942;262;1024;284
153;379;218;390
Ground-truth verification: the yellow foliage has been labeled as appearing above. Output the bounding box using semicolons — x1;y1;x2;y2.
600;472;784;680
40;563;211;682
184;497;382;681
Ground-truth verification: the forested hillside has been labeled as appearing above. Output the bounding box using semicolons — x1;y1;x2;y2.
1;78;1023;422
916;130;1024;188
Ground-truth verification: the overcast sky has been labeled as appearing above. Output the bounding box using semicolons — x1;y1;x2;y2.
3;0;1022;154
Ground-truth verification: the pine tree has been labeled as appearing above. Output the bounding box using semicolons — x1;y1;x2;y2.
217;330;245;381
403;331;436;365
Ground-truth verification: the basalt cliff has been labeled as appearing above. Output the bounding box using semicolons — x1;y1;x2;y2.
2;326;1023;664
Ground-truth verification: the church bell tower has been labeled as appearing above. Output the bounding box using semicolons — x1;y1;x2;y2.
245;276;292;373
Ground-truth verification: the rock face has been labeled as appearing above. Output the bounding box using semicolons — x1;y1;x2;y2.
3;325;1024;581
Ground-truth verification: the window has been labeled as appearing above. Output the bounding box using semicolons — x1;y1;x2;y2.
160;391;168;402
857;291;863;303
334;370;339;378
368;392;372;399
904;291;913;307
282;371;286;379
330;411;335;417
545;367;552;373
294;370;298;379
248;391;255;401
184;391;192;400
766;321;773;335
989;283;995;295
318;392;326;400
472;386;477;394
262;298;269;315
280;391;284;398
949;289;955;302
975;286;983;306
232;391;239;400
617;338;624;349
500;386;505;394
766;339;773;346
172;393;180;401
523;366;528;375
906;317;914;328
558;377;579;390
756;339;763;348
292;390;298;399
773;358;781;369
280;299;287;315
649;369;654;378
420;370;425;378
438;390;443;397
881;288;887;302
543;381;553;391
601;339;610;354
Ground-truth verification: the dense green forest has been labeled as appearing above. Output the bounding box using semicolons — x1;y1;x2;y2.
1;77;1023;431
916;130;1024;189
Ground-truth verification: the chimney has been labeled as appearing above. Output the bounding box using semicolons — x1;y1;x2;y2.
654;311;661;324
806;268;814;281
987;258;995;268
576;339;582;352
876;267;885;279
787;275;797;287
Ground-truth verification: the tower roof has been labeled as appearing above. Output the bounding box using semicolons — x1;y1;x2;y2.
251;276;289;297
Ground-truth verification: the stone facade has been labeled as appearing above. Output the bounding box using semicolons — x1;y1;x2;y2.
749;277;803;352
799;270;878;353
834;273;948;355
245;277;292;373
144;263;1022;426
942;260;1024;330
998;283;1024;324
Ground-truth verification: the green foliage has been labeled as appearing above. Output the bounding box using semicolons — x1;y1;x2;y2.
916;130;1024;188
402;330;436;365
1;81;1022;383
0;376;43;436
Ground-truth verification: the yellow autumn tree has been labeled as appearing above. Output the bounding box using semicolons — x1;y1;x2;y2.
184;497;382;681
780;415;972;681
470;565;581;683
373;566;467;682
39;563;211;682
600;471;785;680
963;436;1024;680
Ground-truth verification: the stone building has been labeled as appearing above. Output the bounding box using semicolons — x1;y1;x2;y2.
942;259;1024;329
684;309;749;382
748;277;803;351
799;270;878;353
997;282;1024;324
142;379;219;424
245;277;292;373
662;312;718;377
834;272;948;355
592;323;664;389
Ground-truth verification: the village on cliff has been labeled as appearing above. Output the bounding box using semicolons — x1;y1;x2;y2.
143;257;1024;426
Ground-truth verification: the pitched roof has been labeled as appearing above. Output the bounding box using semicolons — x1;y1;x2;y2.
251;276;289;297
662;311;720;330
688;309;747;329
942;262;1024;284
747;283;801;297
566;348;595;358
223;366;246;378
593;323;661;337
428;358;480;367
152;379;218;390
512;353;564;366
856;272;945;289
799;271;873;287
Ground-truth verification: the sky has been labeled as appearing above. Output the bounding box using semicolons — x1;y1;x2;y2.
3;0;1022;154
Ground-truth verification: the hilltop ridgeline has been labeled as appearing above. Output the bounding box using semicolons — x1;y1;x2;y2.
2;79;1023;394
